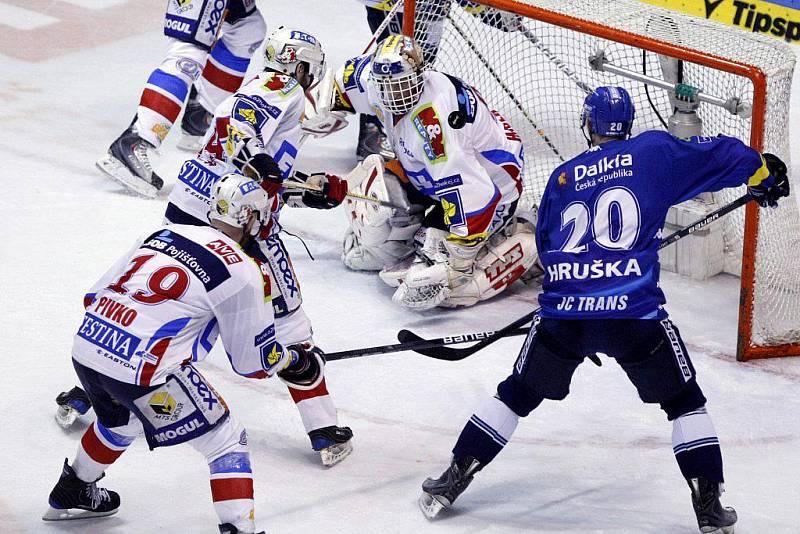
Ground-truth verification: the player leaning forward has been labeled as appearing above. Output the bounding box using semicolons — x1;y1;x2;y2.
419;87;789;533
324;35;538;309
44;175;324;533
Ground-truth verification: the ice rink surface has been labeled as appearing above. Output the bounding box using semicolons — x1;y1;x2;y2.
1;1;799;533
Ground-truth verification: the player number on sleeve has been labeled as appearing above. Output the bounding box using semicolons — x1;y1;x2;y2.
559;187;641;252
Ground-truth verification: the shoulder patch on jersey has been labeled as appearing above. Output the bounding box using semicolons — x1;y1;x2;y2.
343;55;371;92
443;73;479;129
261;73;300;97
232;94;281;131
140;230;231;291
411;104;447;163
205;239;243;266
439;189;465;228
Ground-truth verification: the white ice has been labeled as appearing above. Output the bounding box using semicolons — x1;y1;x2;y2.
1;1;799;533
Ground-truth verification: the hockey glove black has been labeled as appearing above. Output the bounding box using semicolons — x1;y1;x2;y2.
278;343;325;390
301;174;348;209
246;153;283;197
749;153;790;208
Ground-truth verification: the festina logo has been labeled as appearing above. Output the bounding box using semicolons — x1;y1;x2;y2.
704;0;726;18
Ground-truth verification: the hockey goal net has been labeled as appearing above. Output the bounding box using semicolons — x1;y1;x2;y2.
403;0;798;361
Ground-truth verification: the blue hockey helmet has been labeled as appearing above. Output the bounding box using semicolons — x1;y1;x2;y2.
581;86;635;139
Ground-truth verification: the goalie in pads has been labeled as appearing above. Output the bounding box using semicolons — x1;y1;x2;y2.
313;35;539;309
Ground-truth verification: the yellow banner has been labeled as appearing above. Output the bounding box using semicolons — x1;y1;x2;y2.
637;0;800;42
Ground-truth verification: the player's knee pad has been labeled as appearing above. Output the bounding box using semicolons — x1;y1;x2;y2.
219;7;265;55
512;318;582;401
164;0;228;50
496;376;544;417
191;413;249;461
343;167;424;271
443;221;538;307
259;233;303;318
618;319;699;404
660;380;708;421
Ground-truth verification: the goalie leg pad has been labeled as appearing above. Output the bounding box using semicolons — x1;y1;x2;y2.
343;165;423;271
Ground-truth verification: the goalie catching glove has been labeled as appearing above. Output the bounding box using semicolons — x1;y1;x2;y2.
278;343;325;391
748;152;790;209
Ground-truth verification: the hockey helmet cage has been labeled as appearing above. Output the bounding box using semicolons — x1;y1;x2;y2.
264;27;325;82
370;35;425;115
209;173;271;236
581;86;635;138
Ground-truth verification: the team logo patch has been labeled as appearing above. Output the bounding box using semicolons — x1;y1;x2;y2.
557;171;568;187
149;391;177;416
342;59;356;88
262;73;299;97
412;104;447;163
439;189;465;227
151;123;170;142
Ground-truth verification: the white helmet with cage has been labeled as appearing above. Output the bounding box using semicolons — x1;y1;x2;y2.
369;34;426;115
209;173;271;236
263;27;326;83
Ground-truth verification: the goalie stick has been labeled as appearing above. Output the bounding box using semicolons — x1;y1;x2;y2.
397;192;755;360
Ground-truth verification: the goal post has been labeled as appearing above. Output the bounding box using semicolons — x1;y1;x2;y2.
402;0;798;361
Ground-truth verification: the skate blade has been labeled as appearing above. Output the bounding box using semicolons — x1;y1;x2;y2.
95;155;158;199
701;526;735;534
320;440;353;467
42;506;118;521
176;133;204;153
418;491;448;520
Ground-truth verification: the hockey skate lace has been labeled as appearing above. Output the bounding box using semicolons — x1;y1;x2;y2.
133;142;153;174
86;483;110;509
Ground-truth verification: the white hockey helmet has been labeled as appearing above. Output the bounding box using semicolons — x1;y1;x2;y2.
369;35;426;115
263;27;325;84
209;173;271;236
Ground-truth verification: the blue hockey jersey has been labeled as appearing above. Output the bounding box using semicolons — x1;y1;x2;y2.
536;131;771;319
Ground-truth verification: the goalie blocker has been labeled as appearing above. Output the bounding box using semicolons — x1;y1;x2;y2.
342;161;539;309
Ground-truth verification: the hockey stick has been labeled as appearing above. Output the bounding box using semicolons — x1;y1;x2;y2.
325;327;530;362
398;192;755;360
283;179;403;209
446;13;566;163
362;0;405;54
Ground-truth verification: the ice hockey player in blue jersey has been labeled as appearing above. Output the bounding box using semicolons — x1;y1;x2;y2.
418;86;790;533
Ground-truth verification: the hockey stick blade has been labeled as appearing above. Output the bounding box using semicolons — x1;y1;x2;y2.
396;327;530;361
402;193;754;361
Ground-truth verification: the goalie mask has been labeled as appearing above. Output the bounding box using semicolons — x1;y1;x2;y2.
264;27;326;87
209;173;271;236
370;35;425;115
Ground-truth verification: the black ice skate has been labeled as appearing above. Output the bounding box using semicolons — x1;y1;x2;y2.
42;459;120;521
688;477;738;534
419;456;482;519
218;523;265;534
96;119;164;198
309;425;354;467
356;117;395;162
178;87;212;152
54;386;92;429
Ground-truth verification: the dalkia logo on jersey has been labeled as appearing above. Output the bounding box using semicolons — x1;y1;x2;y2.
412;104;447;163
574;153;633;181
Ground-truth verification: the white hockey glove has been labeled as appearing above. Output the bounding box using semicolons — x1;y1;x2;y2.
303;67;350;138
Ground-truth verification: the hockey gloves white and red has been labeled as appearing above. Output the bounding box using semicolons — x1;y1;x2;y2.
749;153;790;209
302;174;348;209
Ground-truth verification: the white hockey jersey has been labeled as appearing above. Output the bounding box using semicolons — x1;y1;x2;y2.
335;55;524;239
166;70;306;224
72;224;287;387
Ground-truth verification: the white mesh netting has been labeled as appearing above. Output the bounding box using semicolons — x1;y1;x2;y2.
407;0;798;351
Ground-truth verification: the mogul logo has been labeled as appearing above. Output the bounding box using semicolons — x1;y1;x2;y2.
165;18;192;35
154;418;205;443
574;153;633;181
149;391;177;416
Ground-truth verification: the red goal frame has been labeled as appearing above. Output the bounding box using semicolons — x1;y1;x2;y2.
403;0;798;361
